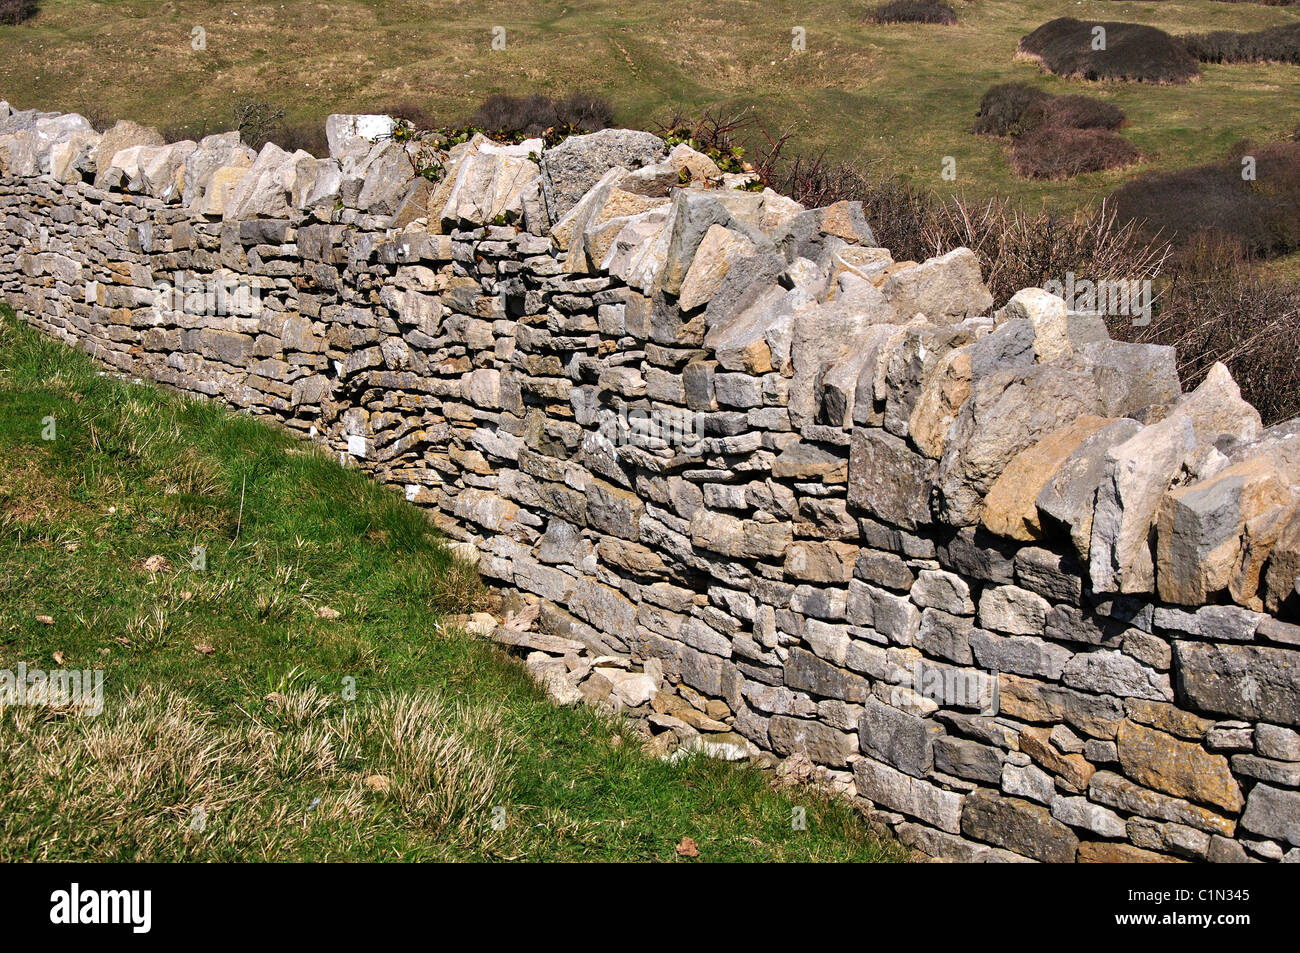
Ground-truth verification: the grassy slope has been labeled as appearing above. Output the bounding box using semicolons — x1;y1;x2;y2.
0;306;902;862
1;0;1297;210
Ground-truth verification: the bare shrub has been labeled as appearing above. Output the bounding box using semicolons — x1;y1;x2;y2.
921;196;1170;308
1018;18;1200;83
1121;233;1300;424
1025;94;1126;131
975;84;1133;179
1010;125;1140;179
277;121;329;157
973;83;1053;137
383;101;437;132
231;100;286;152
161;118;220;144
554;91;616;132
1111;140;1300;258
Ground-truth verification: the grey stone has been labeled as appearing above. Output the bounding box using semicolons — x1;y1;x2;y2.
1001;762;1056;805
768;715;856;765
1240;784;1300;846
1013;547;1084;604
1061;650;1173;702
1257;724;1300;762
970;630;1073;680
961;790;1079;863
848;427;936;531
911;569;974;615
1173;641;1300;728
853;758;965;834
858;696;944;777
1050;795;1126;838
933;736;1003;784
915;609;976;665
978;585;1050;636
540;128;665;224
784;648;869;703
1036;417;1143;560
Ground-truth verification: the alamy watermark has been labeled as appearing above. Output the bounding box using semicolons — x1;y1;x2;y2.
152;271;263;321
50;883;151;933
1042;272;1152;327
598;406;706;451
891;660;999;715
0;663;104;716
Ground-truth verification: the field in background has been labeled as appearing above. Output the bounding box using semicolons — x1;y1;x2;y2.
0;305;902;862
1;0;1297;210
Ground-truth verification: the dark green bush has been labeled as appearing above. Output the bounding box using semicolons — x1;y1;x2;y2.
1019;18;1199;83
868;0;958;25
0;0;37;26
1181;24;1300;65
468;92;614;138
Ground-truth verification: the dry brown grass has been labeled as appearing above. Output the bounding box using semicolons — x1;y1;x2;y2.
0;684;519;860
920;195;1171;305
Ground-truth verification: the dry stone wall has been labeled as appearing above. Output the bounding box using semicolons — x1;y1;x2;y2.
4;100;1300;863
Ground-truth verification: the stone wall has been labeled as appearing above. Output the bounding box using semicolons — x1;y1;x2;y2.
3;101;1300;863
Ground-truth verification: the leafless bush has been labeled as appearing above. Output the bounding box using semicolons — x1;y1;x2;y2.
1111;140;1300;258
922;196;1170;306
1010;125;1140;179
1025;94;1126;132
277;121;329;157
1123;233;1300;424
231;100;286;152
973;83;1053;137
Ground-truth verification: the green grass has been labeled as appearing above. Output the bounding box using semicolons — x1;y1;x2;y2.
1;0;1297;210
0;305;902;862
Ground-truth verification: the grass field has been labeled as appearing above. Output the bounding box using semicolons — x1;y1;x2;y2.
0;305;903;862
2;0;1297;210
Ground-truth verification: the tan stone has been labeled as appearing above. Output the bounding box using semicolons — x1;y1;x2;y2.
999;287;1071;364
982;415;1112;541
199;166;250;216
1019;725;1096;791
667;142;721;183
1124;699;1211;741
1078;842;1183;863
1173;361;1262;448
909;348;972;460
1232;500;1298;608
597;537;665;576
92;119;163;185
997;674;1123;739
784;541;857;583
1116;719;1244;814
1156;455;1292;605
678;224;755;312
1264;507;1300;614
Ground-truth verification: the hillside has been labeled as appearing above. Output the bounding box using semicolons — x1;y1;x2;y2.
0;0;1297;210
